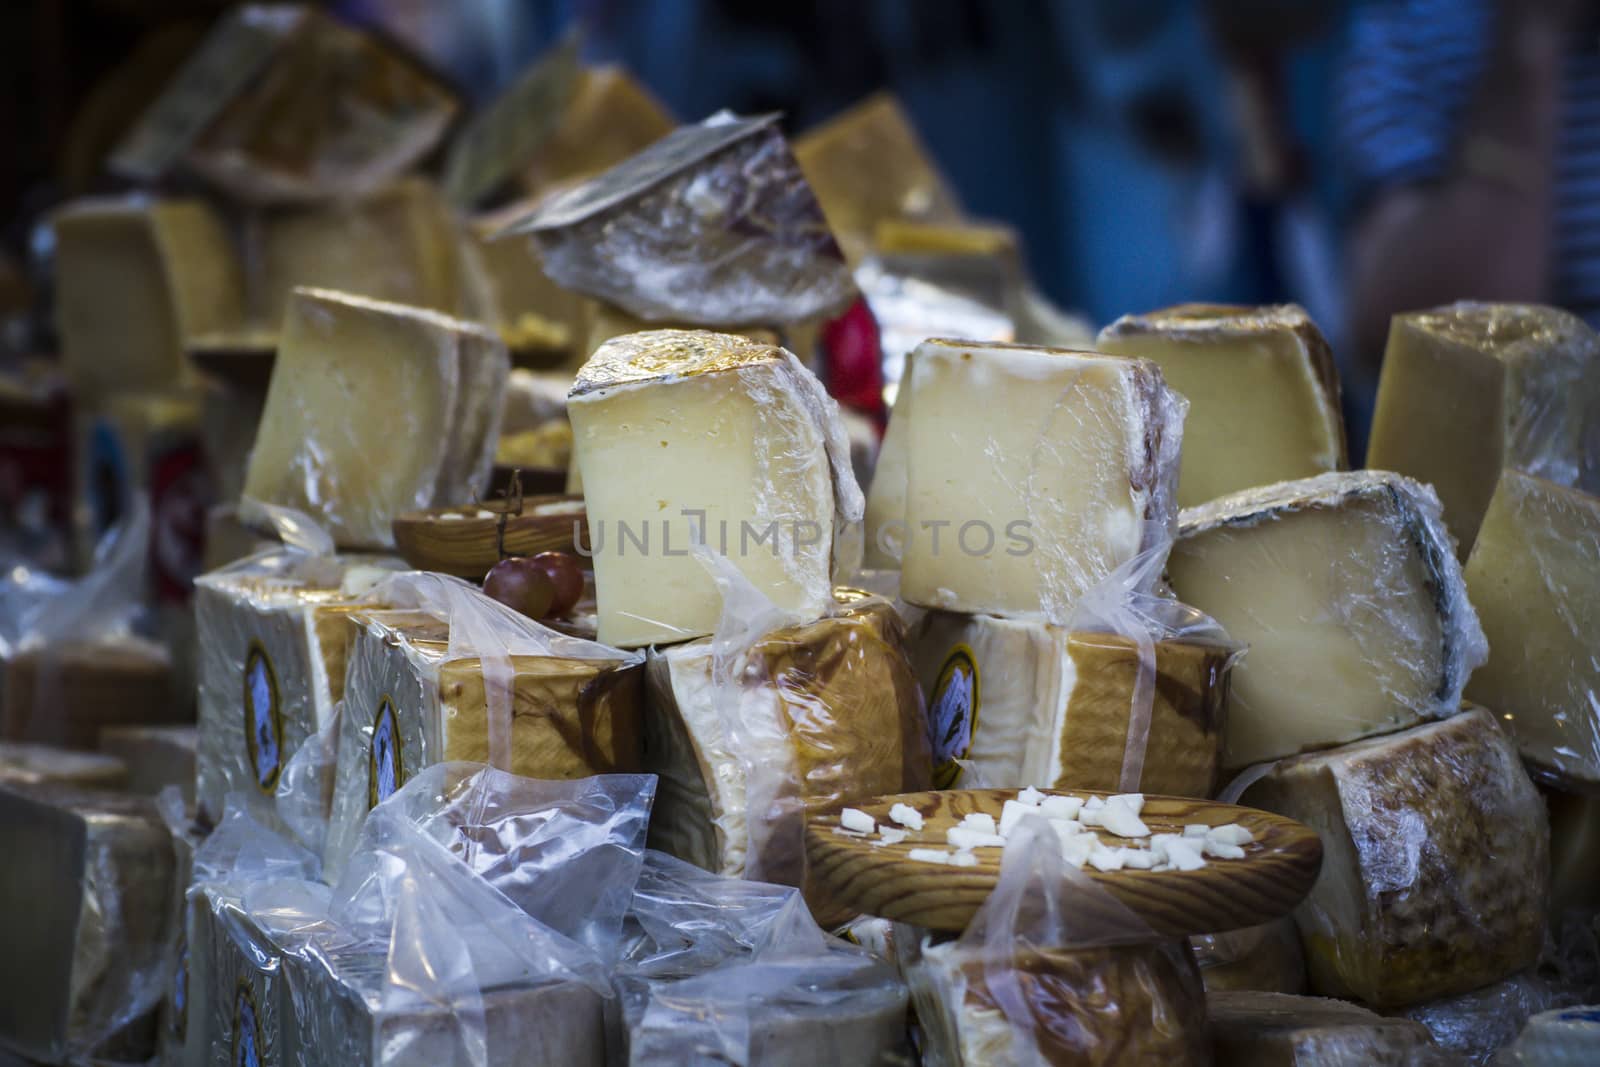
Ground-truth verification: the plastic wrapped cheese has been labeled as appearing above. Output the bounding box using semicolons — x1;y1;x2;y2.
1503;1005;1600;1065
1206;992;1443;1065
1170;471;1486;769
1097;304;1346;508
644;589;930;914
1389;972;1563;1066
899;339;1184;621
910;610;1232;795
99;724;196;801
0;784;176;1063
568;330;864;648
242;288;509;549
1192;918;1307;995
1463;470;1600;788
1247;707;1548;1008
499;113;855;327
1367;302;1600;554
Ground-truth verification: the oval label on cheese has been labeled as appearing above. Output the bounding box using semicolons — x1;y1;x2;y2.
367;696;403;809
232;979;262;1067
242;642;283;793
930;644;979;788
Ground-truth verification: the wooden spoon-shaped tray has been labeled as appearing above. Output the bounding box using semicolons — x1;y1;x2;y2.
390;497;586;579
806;789;1322;938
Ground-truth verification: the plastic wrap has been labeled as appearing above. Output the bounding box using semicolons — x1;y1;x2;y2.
900;815;1209;1066
568;329;865;649
1192;918;1307;995
111;5;458;205
242;288;510;551
0;782;177;1063
499;113;856;327
1247;706;1548;1008
615;850;910;1066
1207;991;1443;1065
324;572;645;882
1390;972;1567;1066
644;572;931;921
1463;470;1600;789
1170;470;1488;769
1367;302;1600;554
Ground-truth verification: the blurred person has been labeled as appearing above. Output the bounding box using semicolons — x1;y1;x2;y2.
1342;0;1600;376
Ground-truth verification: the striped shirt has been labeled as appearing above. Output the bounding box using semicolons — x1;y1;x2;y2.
1339;0;1600;316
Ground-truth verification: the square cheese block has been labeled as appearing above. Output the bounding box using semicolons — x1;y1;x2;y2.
323;609;645;880
1207;991;1440;1065
194;887;287;1067
2;636;180;750
909;610;1231;796
242;287;509;549
899;339;1182;621
1463;470;1600;787
1169;471;1486;769
643;591;930;914
905;937;1207;1067
53;197;245;397
1246;707;1548;1008
1367;302;1600;554
0;784;175;1064
0;743;128;790
1096;303;1346;508
569;330;863;648
1192;918;1307;995
98;725;197;801
194;552;397;823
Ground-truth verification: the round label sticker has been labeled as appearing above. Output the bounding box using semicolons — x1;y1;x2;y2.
170;937;188;1040
929;644;979;789
243;642;283;793
368;697;404;809
232;980;261;1067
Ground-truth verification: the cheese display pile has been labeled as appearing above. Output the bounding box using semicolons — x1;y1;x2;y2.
5;8;1600;1063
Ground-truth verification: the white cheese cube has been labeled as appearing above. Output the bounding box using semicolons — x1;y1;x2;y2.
946;826;1005;851
908;848;951;865
839;808;876;834
1016;786;1047;807
1059;835;1094;868
1206;824;1254;847
888;803;925;831
1204;840;1246;860
1109;793;1145;815
1121;848;1156;870
1162;839;1207;871
948;851;979;868
1184;824;1209;838
1039;795;1084;821
1085;796;1106;811
998;799;1033;838
875;828;908;846
1098;804;1151;839
1088;846;1126;872
959;812;998;835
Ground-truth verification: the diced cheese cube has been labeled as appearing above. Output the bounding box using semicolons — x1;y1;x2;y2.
1098;305;1346;508
1121;848;1156;870
876;828;909;846
568;330;863;648
908;848;950;865
1016;786;1046;807
1184;824;1209;838
1088;846;1126;872
1085;796;1105;811
948;851;979;868
839;808;875;834
900;340;1182;619
1207;824;1254;847
889;803;925;831
946;826;1005;851
1203;840;1246;860
1109;793;1145;815
1163;839;1207;871
959;812;998;835
1170;471;1486;768
1059;835;1094;868
1098;804;1150;839
998;799;1033;838
1040;795;1084;821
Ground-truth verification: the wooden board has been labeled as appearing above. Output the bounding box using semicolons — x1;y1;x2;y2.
806;789;1322;938
390;497;585;579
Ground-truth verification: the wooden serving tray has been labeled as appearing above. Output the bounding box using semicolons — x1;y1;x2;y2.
390;497;586;579
806;788;1322;938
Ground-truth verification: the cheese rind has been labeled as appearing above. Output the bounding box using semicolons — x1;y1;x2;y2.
1367;302;1600;554
242;288;508;549
1170;470;1486;768
569;330;863;648
900;339;1183;621
1096;303;1346;508
1247;707;1548;1008
1463;470;1600;787
1206;991;1441;1065
909;610;1230;795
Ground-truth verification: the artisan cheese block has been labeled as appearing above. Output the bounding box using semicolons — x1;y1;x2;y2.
569;330;863;648
251;179;470;327
1193;918;1307;995
909;610;1230;795
900;339;1182;620
1096;304;1346;507
862;357;913;569
2;636;180;750
1207;992;1440;1065
242;288;509;549
323;609;644;881
0;784;175;1064
1510;1006;1600;1064
195;888;286;1067
1367;302;1600;554
1169;471;1485;769
54;197;245;397
1247;707;1548;1008
194;551;398;823
1388;972;1557;1066
0;743;127;790
1463;470;1600;787
644;591;930;911
905;936;1208;1066
98;725;197;801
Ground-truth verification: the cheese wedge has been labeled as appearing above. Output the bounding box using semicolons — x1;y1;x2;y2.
643;592;930;913
1367;302;1600;554
1169;471;1485;769
1096;304;1346;508
54;197;245;397
1463;470;1600;787
242;288;508;549
900;339;1182;620
569;330;863;648
324;610;644;881
909;610;1230;796
1193;918;1307;995
1207;992;1440;1065
1247;707;1547;1008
